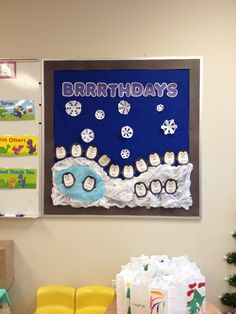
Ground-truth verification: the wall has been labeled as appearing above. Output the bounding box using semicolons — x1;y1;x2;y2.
0;0;236;313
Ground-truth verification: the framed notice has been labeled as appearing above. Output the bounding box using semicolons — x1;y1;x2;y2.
43;58;201;217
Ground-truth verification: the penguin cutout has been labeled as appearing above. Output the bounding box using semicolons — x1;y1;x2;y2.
62;172;76;188
56;146;67;160
135;158;148;173
177;151;189;165
123;165;135;179
164;152;175;165
149;153;161;167
165;179;178;194
98;154;111;167
134;182;148;198
109;164;120;178
149;179;162;195
82;176;96;192
70;143;82;158
86;146;98;160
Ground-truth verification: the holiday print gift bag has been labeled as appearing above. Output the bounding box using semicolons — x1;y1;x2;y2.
149;289;168;314
116;275;130;314
116;255;206;314
165;276;206;314
185;277;206;314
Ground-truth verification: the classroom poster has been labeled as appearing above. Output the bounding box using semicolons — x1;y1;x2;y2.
44;59;200;217
0;136;38;156
0;168;37;189
0;100;35;120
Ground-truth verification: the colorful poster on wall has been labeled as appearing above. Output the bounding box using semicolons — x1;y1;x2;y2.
0;135;38;156
0;100;35;120
44;59;200;217
0;168;37;189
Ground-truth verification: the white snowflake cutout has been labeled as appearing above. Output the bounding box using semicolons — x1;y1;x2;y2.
120;149;130;159
156;104;164;112
121;126;133;139
118;100;131;115
81;128;95;143
161;119;178;135
65;101;82;117
95;109;105;120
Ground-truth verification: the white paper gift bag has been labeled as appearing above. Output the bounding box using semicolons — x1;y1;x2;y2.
115;255;206;314
167;281;189;314
116;274;130;314
130;283;149;314
167;275;206;314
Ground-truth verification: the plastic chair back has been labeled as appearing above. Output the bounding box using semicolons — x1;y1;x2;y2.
75;286;115;314
35;285;75;314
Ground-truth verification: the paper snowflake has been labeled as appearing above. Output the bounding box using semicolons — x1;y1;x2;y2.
161;119;178;135
120;149;130;159
156;104;164;112
121;126;133;139
65;101;82;117
118;100;131;115
81;128;95;143
95;109;105;120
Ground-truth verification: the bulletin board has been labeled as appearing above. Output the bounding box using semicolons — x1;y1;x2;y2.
0;59;42;218
43;59;201;217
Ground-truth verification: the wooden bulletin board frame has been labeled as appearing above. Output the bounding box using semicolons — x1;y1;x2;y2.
43;58;201;218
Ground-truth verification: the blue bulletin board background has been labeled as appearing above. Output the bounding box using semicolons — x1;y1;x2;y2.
54;69;190;167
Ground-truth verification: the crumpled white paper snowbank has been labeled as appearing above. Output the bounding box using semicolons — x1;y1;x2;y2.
52;157;193;210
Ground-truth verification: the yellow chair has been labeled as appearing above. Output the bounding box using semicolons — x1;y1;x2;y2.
34;285;76;314
75;286;115;314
